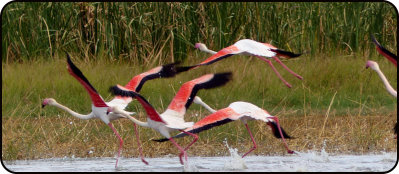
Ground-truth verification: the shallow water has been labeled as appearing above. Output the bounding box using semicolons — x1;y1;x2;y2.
3;151;397;172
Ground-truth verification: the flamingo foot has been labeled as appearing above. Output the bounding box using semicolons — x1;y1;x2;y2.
142;159;149;165
287;150;296;154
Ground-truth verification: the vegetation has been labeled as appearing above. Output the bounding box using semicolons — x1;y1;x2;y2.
2;2;397;63
1;2;397;160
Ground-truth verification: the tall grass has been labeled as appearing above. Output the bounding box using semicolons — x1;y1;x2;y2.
2;2;397;63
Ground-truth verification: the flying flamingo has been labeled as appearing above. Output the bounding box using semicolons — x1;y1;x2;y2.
189;39;303;88
107;72;232;165
42;53;184;167
153;96;295;157
371;35;397;67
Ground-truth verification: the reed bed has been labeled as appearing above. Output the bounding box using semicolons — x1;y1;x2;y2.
2;2;397;63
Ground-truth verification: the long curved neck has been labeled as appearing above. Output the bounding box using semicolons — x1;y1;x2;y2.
51;102;94;120
120;112;149;127
203;49;217;55
194;97;217;113
199;45;217;55
374;67;397;98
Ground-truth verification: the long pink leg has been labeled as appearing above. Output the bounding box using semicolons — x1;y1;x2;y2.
108;123;123;168
242;123;257;158
273;57;303;80
132;123;148;165
169;137;187;165
181;130;199;151
178;130;199;161
256;56;292;88
269;117;295;154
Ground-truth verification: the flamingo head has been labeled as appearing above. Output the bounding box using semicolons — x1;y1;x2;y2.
42;98;56;108
365;60;380;71
195;43;207;50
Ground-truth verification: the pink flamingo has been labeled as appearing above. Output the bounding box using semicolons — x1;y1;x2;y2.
369;35;397;137
107;72;232;165
153;96;295;157
42;53;184;167
190;39;302;88
371;35;397;67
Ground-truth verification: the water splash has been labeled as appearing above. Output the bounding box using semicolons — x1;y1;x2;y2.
222;139;248;170
183;160;199;172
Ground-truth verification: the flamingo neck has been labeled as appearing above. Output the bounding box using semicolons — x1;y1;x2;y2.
198;45;217;55
373;67;397;98
122;112;149;127
194;97;217;113
51;102;94;120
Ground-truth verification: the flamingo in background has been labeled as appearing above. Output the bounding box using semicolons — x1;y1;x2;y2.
108;72;232;165
153;96;295;157
42;53;184;167
190;39;303;88
371;35;397;67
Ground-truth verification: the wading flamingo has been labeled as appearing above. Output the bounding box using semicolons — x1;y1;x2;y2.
371;35;397;67
153;96;295;157
189;39;302;88
42;53;184;167
108;72;232;165
370;35;397;137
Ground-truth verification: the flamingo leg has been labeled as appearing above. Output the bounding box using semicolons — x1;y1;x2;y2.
269;117;295;154
242;123;257;158
132;123;148;165
178;130;198;162
273;57;303;80
256;56;292;88
108;123;123;168
169;137;187;165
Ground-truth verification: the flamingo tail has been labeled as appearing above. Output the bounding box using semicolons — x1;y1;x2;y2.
267;121;293;139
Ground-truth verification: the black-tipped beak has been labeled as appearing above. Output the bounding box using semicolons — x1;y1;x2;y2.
106;111;110;115
42;104;45;108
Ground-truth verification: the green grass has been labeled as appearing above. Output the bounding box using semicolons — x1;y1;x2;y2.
2;53;397;119
2;2;397;63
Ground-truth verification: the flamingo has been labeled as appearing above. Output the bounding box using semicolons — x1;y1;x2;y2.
153;96;295;157
366;60;397;136
371;34;397;67
190;39;302;88
107;72;232;165
42;53;184;167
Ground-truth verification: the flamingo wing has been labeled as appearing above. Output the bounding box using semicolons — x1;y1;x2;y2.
107;62;185;110
109;85;165;123
371;35;398;67
66;53;108;107
124;62;185;92
164;72;232;118
152;108;240;142
192;45;242;68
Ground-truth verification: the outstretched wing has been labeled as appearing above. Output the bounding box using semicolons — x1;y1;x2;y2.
371;34;397;67
66;53;108;107
152;107;238;142
109;85;165;123
164;72;232;118
125;62;185;92
107;62;185;109
185;45;242;70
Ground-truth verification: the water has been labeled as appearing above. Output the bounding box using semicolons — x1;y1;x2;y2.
3;151;397;172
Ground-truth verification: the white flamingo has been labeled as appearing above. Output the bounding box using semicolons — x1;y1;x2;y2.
154;96;295;157
107;72;232;165
42;53;183;167
191;39;302;88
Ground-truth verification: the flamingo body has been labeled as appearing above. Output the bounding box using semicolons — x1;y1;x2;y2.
153;100;294;157
108;72;232;164
192;39;302;88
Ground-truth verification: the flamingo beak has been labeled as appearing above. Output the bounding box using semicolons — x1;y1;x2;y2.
42;104;45;108
106;107;112;115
